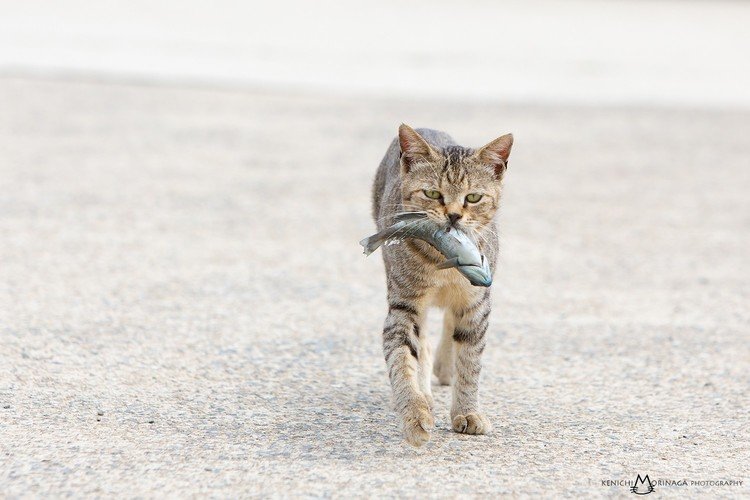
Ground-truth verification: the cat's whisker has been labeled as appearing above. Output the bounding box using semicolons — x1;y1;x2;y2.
463;222;496;251
466;226;488;249
372;209;428;225
374;201;424;211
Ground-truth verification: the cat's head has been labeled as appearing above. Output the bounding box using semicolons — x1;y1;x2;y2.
398;124;513;234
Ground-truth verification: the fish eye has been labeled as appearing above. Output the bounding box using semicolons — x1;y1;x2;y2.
423;190;442;200
465;193;483;203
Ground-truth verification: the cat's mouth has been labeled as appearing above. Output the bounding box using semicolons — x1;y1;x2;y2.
424;213;469;233
445;219;466;233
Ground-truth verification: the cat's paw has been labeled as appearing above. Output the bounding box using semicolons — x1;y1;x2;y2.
432;358;453;386
423;391;435;411
401;400;435;447
451;412;492;435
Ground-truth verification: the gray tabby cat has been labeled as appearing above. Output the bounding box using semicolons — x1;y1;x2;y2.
371;124;513;446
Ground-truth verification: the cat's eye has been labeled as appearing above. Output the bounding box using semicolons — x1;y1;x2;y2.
423;190;442;200
465;193;483;203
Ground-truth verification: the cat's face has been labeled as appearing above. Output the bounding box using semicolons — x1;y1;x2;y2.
398;125;513;235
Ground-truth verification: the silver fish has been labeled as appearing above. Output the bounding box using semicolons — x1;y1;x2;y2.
359;212;492;287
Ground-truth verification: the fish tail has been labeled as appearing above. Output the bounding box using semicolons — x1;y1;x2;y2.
360;223;407;256
359;234;385;255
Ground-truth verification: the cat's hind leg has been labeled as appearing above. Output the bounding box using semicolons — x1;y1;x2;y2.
432;309;455;385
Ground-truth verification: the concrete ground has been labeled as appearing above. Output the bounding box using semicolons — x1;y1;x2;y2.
0;77;748;497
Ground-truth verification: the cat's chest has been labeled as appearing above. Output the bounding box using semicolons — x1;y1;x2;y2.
428;268;482;309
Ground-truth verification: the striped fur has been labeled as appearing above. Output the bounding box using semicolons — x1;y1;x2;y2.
371;124;512;446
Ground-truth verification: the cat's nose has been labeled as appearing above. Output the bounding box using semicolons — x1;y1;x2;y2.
447;212;462;225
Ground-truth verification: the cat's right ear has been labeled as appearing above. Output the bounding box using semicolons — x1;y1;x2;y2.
398;124;438;174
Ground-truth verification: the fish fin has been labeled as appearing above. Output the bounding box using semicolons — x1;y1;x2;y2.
436;257;460;270
394;212;428;223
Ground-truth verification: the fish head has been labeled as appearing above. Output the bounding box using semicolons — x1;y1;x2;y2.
457;254;493;287
449;230;484;268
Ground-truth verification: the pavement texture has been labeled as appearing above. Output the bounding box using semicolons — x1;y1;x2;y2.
0;77;748;497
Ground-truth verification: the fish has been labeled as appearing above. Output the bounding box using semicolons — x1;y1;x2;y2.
359;212;492;287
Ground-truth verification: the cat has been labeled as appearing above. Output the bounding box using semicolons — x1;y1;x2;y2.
370;124;513;446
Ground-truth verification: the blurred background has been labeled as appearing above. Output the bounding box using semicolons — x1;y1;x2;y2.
1;1;749;497
2;0;749;106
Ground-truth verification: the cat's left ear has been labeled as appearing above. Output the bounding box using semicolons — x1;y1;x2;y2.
476;133;513;178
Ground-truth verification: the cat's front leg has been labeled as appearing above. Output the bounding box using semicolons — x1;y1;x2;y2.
449;298;492;435
382;298;434;447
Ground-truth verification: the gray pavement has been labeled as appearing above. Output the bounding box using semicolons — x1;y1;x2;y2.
0;77;748;497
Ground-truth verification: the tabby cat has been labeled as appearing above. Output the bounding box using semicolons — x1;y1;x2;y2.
371;124;513;446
